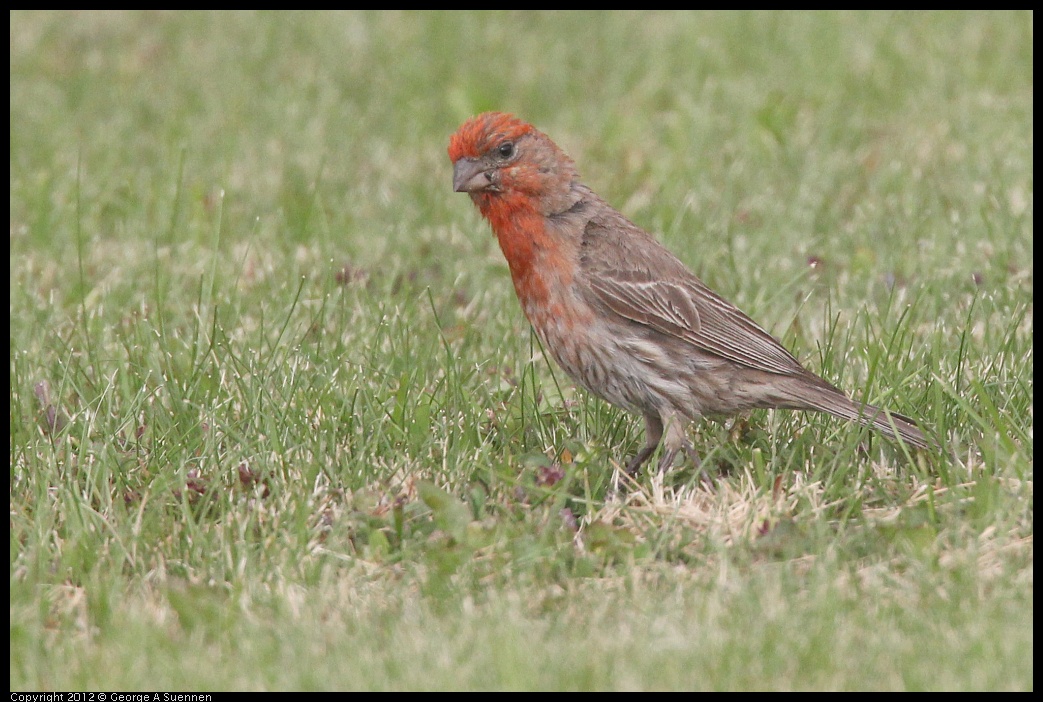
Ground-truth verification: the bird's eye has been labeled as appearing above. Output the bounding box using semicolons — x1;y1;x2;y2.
497;142;515;159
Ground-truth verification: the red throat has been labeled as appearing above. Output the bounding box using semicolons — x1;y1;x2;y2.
475;190;543;281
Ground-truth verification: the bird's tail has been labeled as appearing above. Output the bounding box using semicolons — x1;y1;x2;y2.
808;390;933;451
781;374;937;452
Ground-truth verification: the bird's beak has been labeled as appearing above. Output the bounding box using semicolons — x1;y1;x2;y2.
453;158;492;193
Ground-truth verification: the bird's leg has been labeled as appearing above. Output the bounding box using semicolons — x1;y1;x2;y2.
657;412;701;474
625;413;664;476
625;445;657;475
656;447;680;474
656;441;702;473
626;412;703;476
682;439;701;468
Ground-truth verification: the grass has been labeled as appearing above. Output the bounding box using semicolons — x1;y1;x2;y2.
10;10;1032;691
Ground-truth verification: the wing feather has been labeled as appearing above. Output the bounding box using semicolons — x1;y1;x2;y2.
581;219;806;377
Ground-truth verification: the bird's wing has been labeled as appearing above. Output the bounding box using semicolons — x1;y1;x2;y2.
580;220;806;377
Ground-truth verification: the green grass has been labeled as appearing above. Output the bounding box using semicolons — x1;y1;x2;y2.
10;10;1032;691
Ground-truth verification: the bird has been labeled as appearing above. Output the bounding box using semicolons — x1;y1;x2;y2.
448;111;934;475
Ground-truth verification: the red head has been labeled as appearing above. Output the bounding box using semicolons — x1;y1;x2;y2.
448;112;535;163
448;112;579;216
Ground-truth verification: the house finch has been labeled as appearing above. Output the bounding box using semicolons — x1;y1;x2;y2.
449;112;933;474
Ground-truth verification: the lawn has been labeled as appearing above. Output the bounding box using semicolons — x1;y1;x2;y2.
9;10;1032;690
